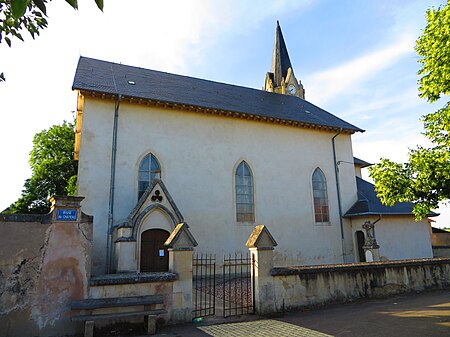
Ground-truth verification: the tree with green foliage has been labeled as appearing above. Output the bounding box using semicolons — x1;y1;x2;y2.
2;120;78;214
369;1;450;219
0;0;103;81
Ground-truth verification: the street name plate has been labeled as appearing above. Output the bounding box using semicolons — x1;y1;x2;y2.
57;209;77;221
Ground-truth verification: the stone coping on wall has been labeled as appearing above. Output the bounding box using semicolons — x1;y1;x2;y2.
271;258;450;276
0;212;93;223
0;213;52;223
90;272;178;286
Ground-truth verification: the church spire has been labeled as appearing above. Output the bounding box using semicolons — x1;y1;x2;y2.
271;20;293;88
264;21;305;99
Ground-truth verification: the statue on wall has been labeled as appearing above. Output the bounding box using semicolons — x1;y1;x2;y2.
362;220;379;249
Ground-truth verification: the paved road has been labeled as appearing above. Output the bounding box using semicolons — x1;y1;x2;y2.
153;290;450;337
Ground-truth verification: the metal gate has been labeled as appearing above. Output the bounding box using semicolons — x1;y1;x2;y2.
222;252;255;317
193;252;254;318
192;253;216;318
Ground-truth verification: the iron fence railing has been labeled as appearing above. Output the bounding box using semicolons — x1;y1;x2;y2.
192;253;216;318
222;252;255;317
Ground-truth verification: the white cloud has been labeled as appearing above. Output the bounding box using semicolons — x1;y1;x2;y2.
306;34;415;105
341;88;421;119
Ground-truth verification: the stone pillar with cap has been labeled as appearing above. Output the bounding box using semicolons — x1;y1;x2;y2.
33;195;93;335
246;225;278;315
50;195;85;222
164;222;198;323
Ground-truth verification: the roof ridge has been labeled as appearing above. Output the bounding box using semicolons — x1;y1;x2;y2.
79;56;275;95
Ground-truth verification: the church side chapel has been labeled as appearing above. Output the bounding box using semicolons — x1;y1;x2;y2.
72;22;434;276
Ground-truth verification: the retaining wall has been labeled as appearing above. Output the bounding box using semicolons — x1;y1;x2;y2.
268;258;450;312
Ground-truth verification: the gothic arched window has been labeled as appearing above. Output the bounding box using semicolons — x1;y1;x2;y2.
312;168;329;223
138;153;161;199
235;161;254;222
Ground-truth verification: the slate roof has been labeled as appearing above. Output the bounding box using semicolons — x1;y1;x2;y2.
72;56;363;133
353;157;372;168
344;177;438;217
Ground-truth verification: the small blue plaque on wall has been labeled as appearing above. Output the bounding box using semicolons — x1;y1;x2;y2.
57;209;77;221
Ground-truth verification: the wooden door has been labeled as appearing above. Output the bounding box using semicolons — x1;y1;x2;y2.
140;229;170;272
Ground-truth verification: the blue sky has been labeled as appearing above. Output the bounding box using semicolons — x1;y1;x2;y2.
0;0;448;225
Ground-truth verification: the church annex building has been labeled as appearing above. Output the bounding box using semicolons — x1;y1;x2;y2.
72;22;434;276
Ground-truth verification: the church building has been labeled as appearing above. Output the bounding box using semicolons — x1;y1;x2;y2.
72;22;434;275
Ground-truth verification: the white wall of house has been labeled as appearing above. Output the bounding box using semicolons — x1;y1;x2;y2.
351;216;433;261
77;97;359;275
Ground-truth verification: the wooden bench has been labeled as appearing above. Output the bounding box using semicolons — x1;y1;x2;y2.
71;295;166;337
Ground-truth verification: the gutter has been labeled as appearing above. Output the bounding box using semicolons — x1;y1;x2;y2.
331;128;345;262
106;94;122;273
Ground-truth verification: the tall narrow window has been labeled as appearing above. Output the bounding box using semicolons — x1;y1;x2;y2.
312;168;329;223
138;153;161;199
235;161;254;222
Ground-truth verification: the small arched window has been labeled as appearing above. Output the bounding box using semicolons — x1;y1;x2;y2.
312;168;329;223
138;153;161;199
235;161;254;222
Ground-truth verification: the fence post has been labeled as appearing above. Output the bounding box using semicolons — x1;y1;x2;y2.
165;222;198;323
246;225;277;315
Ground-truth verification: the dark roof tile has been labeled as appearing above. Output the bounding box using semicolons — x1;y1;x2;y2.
344;177;438;217
353;157;372;167
73;57;363;133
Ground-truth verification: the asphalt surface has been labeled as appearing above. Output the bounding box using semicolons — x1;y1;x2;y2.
152;289;450;337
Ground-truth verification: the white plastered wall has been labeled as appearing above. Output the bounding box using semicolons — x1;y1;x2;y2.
77;97;358;274
76;99;115;274
350;215;433;261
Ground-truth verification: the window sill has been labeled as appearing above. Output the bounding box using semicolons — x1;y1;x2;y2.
314;222;331;226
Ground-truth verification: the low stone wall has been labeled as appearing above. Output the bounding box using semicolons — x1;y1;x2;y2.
0;197;93;337
432;231;450;257
268;258;450;312
0;217;51;337
1;211;197;336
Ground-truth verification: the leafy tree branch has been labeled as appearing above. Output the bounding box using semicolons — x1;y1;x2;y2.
0;0;103;82
369;1;450;219
2;120;78;214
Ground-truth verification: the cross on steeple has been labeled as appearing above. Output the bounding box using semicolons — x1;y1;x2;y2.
264;21;305;99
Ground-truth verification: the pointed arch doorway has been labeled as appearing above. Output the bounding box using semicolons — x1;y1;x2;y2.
140;229;170;272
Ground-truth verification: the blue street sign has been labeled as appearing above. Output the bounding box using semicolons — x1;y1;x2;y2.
57;209;77;221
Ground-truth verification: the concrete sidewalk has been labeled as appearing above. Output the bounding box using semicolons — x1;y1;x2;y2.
153;289;450;337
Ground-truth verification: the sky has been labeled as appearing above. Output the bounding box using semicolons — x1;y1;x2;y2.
0;0;449;226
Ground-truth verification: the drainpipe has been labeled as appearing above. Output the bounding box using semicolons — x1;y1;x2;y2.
331;128;345;262
106;94;122;273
